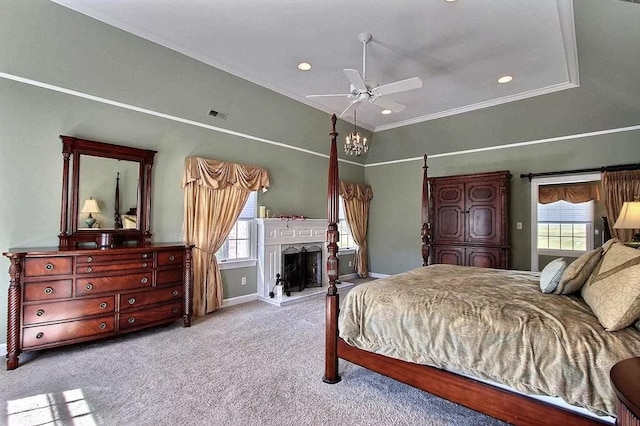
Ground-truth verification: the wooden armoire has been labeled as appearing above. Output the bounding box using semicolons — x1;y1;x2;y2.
426;170;511;269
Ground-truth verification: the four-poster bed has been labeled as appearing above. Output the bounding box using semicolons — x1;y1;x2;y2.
323;115;640;425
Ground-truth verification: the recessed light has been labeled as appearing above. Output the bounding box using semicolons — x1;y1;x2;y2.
297;62;312;71
498;75;513;84
381;109;392;115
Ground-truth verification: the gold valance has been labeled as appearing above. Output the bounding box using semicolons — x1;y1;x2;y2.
182;156;270;192
538;182;600;204
340;181;374;201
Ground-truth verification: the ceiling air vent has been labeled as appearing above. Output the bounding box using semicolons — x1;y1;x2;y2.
208;109;228;120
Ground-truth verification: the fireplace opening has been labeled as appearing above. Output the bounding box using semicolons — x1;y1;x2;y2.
281;245;322;296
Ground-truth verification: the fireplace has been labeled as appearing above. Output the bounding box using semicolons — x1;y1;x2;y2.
280;245;322;296
256;218;329;304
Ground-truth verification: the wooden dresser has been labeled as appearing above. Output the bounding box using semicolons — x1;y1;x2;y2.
4;243;192;370
426;170;511;269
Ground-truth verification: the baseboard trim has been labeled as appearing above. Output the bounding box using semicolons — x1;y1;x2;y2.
368;272;390;279
338;273;358;281
222;293;258;307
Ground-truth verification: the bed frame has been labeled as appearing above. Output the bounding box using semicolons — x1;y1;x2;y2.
323;114;609;426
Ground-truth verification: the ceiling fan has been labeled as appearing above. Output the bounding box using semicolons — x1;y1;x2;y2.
306;32;423;118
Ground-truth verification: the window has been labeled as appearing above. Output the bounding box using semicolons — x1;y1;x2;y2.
216;191;256;262
337;198;357;250
537;200;593;252
530;173;601;271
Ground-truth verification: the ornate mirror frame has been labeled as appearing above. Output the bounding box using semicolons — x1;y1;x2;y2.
58;135;157;248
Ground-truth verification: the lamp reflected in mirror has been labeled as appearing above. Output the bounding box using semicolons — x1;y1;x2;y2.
81;197;101;228
613;199;640;242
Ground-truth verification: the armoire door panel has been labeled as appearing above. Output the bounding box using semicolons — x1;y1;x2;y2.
466;247;502;269
467;205;498;244
436;206;464;241
435;246;464;266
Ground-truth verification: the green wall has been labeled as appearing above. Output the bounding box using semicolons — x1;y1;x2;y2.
0;0;367;344
1;0;639;347
365;0;640;274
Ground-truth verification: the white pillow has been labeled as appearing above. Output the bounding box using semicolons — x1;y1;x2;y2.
540;258;567;294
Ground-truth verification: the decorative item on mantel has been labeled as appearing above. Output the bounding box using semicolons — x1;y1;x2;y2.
345;110;368;156
81;196;101;228
614;197;640;244
277;214;307;227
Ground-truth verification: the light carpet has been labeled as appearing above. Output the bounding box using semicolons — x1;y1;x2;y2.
1;289;507;426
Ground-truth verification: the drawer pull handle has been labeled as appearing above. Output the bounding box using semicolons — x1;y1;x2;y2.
36;332;44;339
128;298;136;305
45;263;54;271
36;309;45;317
141;277;148;284
98;322;107;329
169;255;175;261
172;290;179;296
172;307;178;314
86;256;93;263
128;317;135;324
142;262;148;268
44;287;53;295
99;302;107;309
85;283;93;291
86;267;93;273
142;253;148;259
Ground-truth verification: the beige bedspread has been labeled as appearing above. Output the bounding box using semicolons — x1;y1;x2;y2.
339;264;640;417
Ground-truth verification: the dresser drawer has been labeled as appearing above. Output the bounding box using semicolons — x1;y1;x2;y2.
76;260;152;275
22;316;115;348
76;272;153;296
157;268;184;285
119;301;182;330
157;250;183;267
24;257;73;277
23;296;115;325
76;251;154;264
23;280;72;301
120;285;183;311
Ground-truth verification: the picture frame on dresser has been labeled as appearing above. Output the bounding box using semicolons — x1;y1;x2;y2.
3;136;194;370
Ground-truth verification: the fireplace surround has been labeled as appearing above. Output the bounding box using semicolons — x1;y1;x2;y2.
257;218;329;304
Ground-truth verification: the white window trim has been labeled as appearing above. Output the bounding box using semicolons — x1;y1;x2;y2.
530;172;601;271
217;218;258;270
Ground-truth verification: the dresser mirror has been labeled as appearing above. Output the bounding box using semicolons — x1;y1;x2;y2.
58;135;157;248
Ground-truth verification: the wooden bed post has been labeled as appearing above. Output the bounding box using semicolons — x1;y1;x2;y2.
324;114;341;384
421;154;433;266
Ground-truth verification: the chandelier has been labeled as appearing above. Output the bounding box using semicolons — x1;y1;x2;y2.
344;110;368;156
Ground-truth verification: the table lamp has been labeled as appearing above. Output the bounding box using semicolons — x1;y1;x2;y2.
613;200;640;242
81;197;101;228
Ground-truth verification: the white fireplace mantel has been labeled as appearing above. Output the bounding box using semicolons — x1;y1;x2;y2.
256;218;328;302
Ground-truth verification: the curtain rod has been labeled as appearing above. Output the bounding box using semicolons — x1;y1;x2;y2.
520;163;640;181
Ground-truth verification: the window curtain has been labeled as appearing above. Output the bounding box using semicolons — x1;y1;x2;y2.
339;181;373;278
182;156;270;315
538;182;601;204
602;170;640;241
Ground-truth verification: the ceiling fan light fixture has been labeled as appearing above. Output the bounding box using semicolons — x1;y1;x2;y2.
498;75;513;84
381;109;392;115
297;62;312;71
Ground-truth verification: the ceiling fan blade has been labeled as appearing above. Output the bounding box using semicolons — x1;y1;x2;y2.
339;99;361;118
306;93;351;98
374;77;423;96
343;69;367;92
370;96;406;113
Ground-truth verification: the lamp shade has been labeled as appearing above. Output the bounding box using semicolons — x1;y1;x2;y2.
613;201;640;229
81;198;101;214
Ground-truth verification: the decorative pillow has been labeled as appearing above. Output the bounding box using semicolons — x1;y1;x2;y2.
554;247;603;295
539;258;567;294
581;242;640;331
